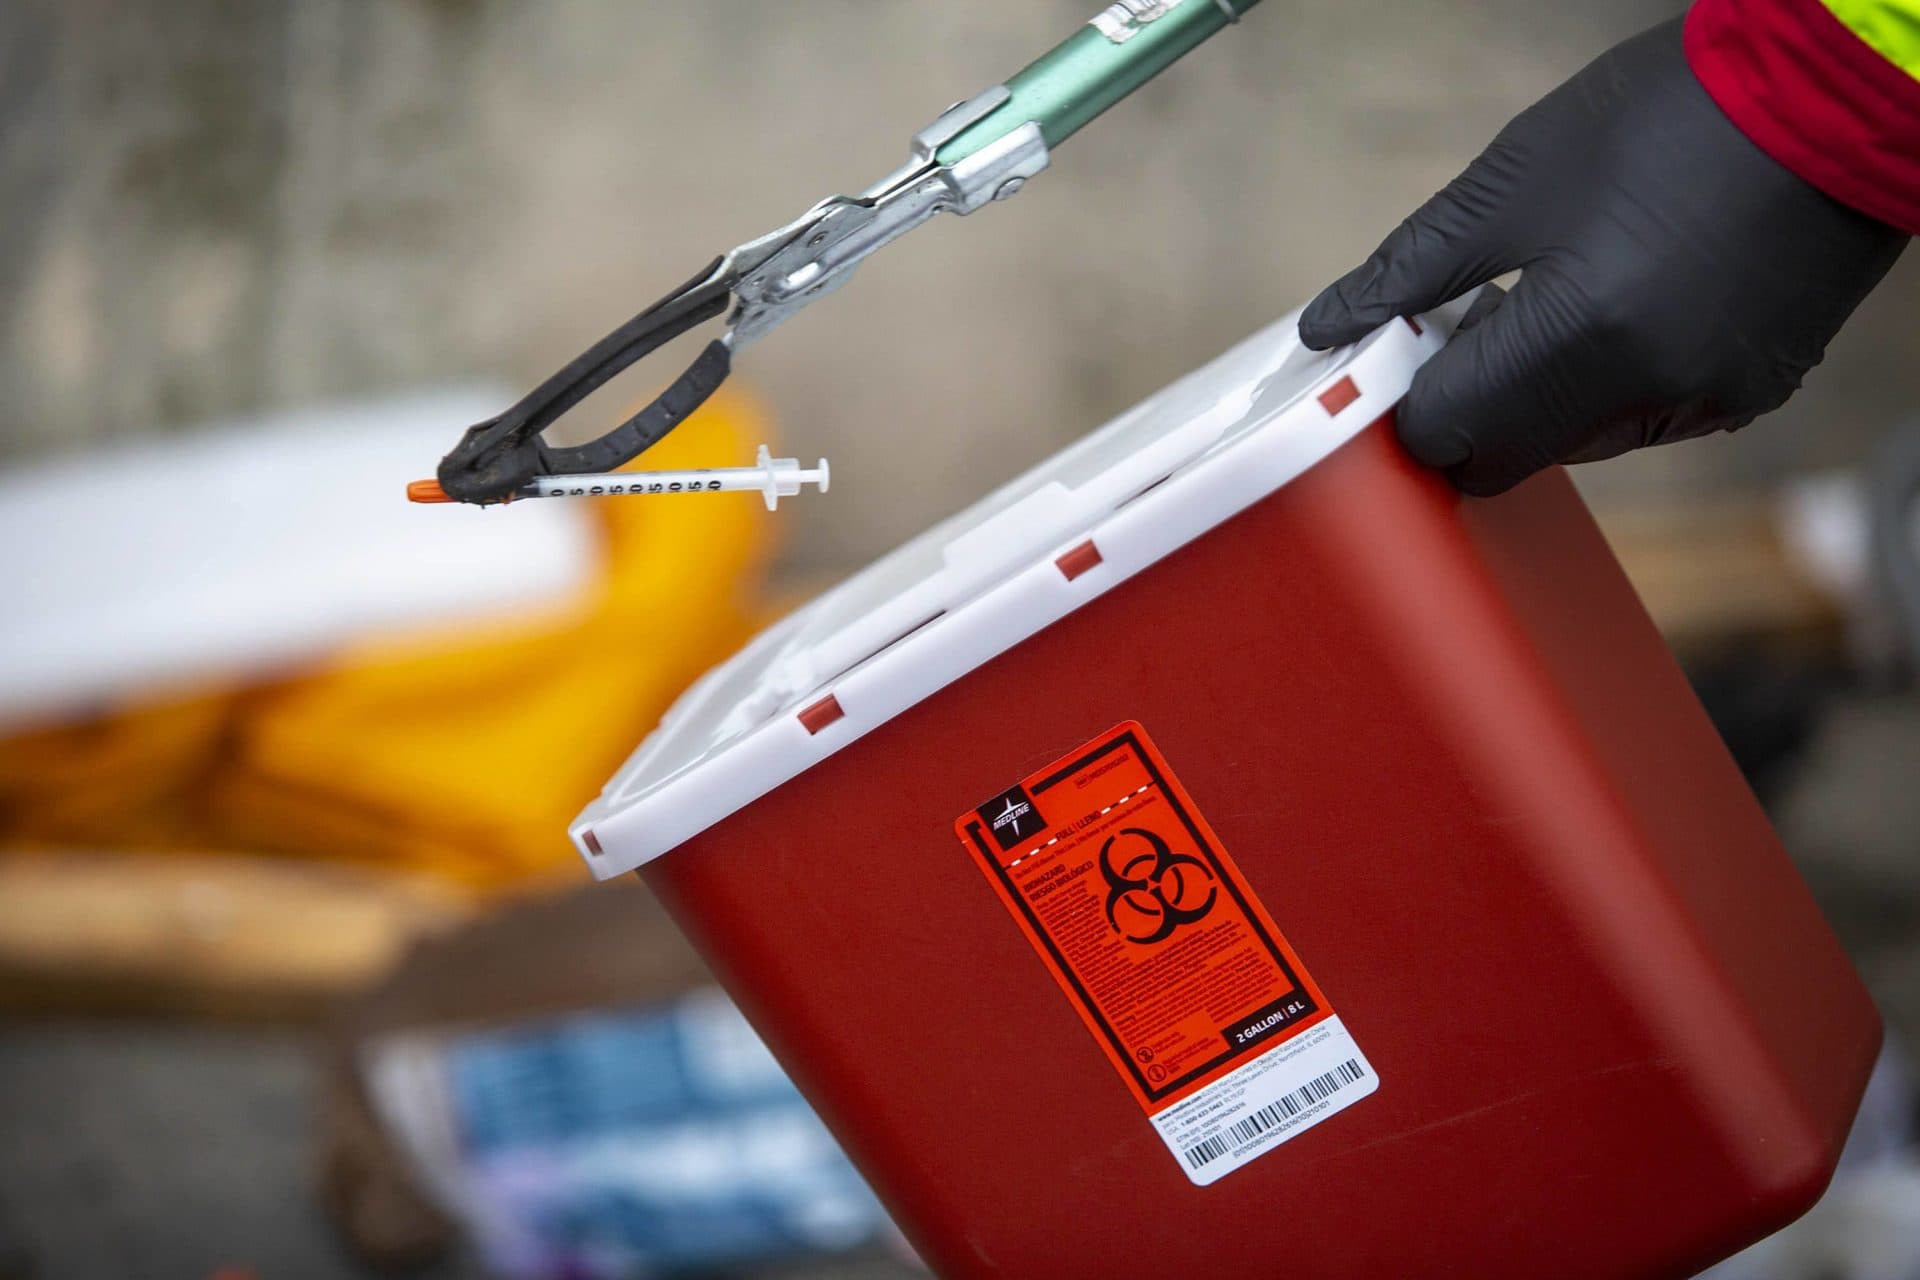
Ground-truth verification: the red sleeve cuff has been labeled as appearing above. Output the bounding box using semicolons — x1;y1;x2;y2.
1686;0;1920;234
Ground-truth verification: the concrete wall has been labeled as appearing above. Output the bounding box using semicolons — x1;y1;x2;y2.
3;0;1915;572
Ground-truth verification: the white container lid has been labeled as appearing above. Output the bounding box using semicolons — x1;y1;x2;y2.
573;303;1465;877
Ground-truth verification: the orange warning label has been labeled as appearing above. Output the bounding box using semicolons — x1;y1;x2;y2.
957;722;1333;1113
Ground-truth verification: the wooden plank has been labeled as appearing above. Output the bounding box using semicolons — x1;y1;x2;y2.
0;852;474;1021
1591;497;1842;652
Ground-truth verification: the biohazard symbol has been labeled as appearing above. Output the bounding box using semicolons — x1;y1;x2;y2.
1099;827;1218;945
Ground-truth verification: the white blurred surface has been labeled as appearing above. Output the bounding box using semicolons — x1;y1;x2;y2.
0;388;597;728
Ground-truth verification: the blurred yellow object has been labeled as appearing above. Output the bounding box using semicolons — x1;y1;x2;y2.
0;389;776;893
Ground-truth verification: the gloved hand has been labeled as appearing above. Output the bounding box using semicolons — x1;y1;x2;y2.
1298;18;1909;497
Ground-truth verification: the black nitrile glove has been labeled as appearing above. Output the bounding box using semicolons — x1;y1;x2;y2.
1298;18;1909;497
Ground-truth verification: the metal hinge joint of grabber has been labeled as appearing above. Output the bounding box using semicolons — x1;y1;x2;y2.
433;87;1049;506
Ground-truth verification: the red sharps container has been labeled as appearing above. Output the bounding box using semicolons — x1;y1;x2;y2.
571;301;1879;1279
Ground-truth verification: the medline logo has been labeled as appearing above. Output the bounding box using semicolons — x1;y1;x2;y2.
978;786;1048;852
994;797;1033;831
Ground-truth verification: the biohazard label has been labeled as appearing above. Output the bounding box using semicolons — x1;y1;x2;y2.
956;722;1377;1185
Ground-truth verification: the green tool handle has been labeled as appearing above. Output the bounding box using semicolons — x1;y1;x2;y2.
937;0;1263;165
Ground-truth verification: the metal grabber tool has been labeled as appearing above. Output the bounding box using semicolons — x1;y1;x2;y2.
426;0;1261;506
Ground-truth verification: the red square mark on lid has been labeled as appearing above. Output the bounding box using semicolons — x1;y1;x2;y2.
798;694;846;735
1056;540;1104;582
1318;376;1361;416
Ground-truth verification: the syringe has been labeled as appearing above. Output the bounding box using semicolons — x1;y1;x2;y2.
408;445;829;511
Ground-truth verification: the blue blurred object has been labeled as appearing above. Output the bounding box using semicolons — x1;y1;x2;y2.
361;988;890;1278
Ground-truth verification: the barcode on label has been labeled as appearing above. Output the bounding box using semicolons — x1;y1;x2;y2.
1181;1058;1367;1169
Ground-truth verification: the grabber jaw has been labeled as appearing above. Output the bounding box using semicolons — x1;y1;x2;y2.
428;88;1048;506
434;415;534;506
433;256;736;506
